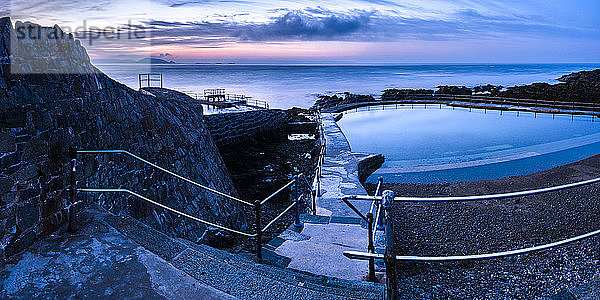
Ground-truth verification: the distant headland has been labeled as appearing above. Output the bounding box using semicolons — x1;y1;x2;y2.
92;58;177;64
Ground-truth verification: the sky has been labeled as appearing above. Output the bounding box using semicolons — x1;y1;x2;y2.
2;0;600;63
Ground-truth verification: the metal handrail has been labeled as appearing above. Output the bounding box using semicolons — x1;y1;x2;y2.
341;174;600;296
303;111;327;215
344;226;600;262
299;176;316;214
314;117;326;196
79;188;256;237
345;102;599;121
335;96;600;119
380;93;600;109
262;201;298;232
77;150;254;207
374;203;383;232
342;176;600;203
261;178;297;205
341;198;367;222
371;177;385;233
340;176;384;282
71;148;307;260
244;98;270;109
369;178;383;216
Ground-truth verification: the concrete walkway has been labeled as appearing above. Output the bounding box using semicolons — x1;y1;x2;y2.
1;208;384;299
0;210;232;299
267;113;379;281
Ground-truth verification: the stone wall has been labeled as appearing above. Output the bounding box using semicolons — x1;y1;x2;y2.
354;153;385;183
204;110;288;148
0;17;245;258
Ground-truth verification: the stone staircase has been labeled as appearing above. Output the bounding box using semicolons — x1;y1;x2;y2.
103;209;385;299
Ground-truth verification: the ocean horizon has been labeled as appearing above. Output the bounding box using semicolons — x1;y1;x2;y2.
97;63;600;109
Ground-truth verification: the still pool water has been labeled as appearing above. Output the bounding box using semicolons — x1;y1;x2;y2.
337;104;600;184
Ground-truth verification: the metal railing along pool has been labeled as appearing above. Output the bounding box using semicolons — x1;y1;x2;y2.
340;176;600;299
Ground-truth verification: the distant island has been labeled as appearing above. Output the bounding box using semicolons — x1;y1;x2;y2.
136;57;176;64
92;58;177;64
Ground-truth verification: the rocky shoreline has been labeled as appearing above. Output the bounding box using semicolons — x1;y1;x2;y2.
315;69;600;112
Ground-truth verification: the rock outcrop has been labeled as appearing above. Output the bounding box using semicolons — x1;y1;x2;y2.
0;17;245;258
499;69;600;102
435;85;472;95
314;92;375;110
381;89;434;100
558;69;600;84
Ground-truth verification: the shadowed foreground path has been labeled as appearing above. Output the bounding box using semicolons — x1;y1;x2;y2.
0;210;232;299
0;208;384;299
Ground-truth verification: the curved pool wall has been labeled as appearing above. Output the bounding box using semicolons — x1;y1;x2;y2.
337;104;600;184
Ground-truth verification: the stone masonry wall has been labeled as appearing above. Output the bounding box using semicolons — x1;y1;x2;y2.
0;17;245;258
204;110;288;148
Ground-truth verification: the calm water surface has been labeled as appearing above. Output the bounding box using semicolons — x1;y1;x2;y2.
96;63;600;109
337;105;600;183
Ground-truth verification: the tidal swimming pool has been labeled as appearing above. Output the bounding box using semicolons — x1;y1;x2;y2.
337;104;600;184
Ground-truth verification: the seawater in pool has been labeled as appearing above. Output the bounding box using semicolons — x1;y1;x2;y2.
337;104;600;183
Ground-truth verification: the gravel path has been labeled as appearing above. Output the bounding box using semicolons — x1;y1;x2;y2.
365;155;600;299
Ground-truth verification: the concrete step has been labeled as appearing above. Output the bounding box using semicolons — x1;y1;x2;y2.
178;239;384;299
103;210;385;300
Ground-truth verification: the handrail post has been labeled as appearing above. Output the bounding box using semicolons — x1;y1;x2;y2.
382;190;398;300
254;200;262;260
311;189;317;215
317;167;322;197
366;212;376;282
293;175;302;228
376;204;385;229
68;147;79;233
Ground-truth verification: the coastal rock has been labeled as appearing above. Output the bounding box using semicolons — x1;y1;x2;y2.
436;85;472;95
558;69;600;83
472;84;503;95
381;89;434;100
314;92;375;110
500;69;600;103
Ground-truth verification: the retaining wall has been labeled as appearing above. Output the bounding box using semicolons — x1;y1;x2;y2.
204;110;288;147
0;18;245;258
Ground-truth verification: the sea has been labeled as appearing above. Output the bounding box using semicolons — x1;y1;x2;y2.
96;63;600;109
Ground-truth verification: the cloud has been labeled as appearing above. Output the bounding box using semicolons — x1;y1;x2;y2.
235;10;374;41
50;3;600;60
355;0;408;8
134;6;600;47
164;0;252;7
134;9;375;44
